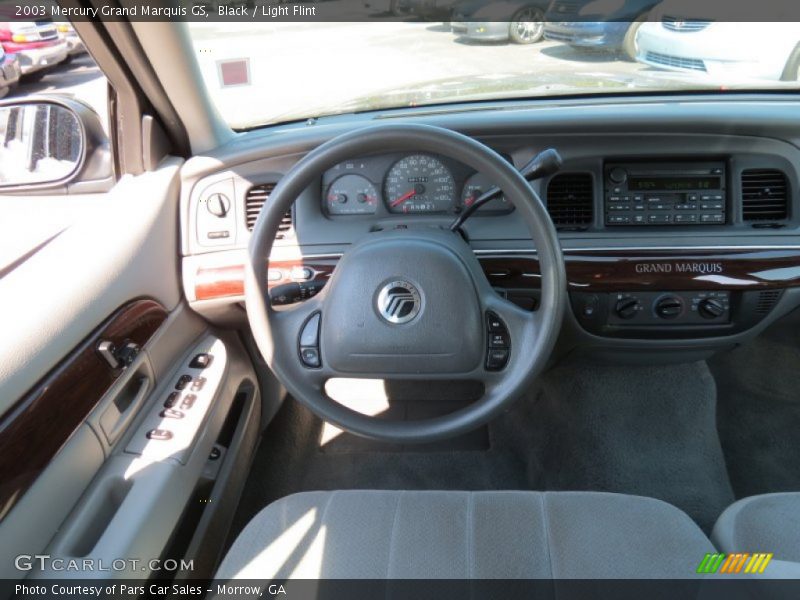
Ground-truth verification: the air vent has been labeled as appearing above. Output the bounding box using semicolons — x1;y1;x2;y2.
756;290;782;315
245;183;294;239
741;169;789;222
546;173;593;229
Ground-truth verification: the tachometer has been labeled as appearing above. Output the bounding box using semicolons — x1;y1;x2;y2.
462;173;514;213
384;154;456;214
325;174;378;215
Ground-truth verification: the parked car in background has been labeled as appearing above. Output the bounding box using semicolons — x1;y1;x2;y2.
0;42;20;99
409;0;461;19
543;0;662;59
451;0;550;44
0;21;68;80
365;0;412;16
56;22;86;62
637;20;800;82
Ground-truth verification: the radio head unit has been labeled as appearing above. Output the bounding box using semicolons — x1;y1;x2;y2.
604;161;726;226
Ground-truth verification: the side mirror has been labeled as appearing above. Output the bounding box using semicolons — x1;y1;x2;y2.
0;96;112;193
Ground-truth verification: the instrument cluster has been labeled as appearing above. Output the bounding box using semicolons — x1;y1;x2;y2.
321;152;514;217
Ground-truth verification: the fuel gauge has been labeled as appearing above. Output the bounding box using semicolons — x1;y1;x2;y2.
325;174;379;215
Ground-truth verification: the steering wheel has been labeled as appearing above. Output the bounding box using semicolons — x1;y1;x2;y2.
245;124;565;443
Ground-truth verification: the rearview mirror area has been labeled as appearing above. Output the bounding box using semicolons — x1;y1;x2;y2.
0;103;82;185
0;96;112;192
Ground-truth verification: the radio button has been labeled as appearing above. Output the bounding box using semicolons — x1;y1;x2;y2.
648;214;672;223
608;215;631;224
701;214;724;223
674;214;698;223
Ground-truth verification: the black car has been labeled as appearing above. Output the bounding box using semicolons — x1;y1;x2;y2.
544;0;663;59
451;0;551;44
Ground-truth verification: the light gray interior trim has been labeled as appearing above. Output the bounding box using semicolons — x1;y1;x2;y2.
0;159;183;420
218;490;714;579
0;425;104;580
34;333;257;580
129;22;233;154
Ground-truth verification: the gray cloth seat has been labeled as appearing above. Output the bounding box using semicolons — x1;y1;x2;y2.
217;490;714;579
713;492;800;563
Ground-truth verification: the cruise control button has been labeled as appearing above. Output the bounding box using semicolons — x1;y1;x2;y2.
164;391;180;408
489;332;510;348
300;347;321;368
147;429;173;441
486;349;509;371
189;353;213;369
300;313;321;347
487;313;504;333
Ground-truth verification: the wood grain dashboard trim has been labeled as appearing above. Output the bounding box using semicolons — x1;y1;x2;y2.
195;258;339;301
193;248;800;301
0;299;168;522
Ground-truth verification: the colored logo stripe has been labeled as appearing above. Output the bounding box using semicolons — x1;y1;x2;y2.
697;553;773;575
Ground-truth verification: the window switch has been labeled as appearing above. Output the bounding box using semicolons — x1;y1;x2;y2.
175;374;193;390
180;394;197;410
160;408;185;419
146;429;173;441
164;392;180;408
189;353;213;369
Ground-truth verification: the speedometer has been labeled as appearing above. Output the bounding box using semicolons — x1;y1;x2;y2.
384;155;456;214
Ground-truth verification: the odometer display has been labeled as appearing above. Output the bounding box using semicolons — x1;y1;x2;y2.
384;155;456;214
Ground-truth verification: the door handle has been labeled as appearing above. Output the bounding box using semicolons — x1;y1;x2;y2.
99;374;151;445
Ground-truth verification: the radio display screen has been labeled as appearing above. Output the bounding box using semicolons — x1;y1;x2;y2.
628;177;721;191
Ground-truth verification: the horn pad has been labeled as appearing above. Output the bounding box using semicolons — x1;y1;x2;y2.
320;230;483;374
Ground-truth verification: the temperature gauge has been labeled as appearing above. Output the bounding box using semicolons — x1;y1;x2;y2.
325;174;379;215
461;173;514;214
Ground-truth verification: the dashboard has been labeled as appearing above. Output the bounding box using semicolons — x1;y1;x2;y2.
179;95;800;363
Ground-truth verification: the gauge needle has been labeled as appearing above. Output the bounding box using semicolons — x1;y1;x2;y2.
390;189;416;207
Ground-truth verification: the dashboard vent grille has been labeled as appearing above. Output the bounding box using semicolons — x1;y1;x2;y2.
741;169;789;222
756;290;782;315
546;173;593;228
245;183;294;239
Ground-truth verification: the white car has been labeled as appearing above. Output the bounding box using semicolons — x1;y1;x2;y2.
636;21;800;82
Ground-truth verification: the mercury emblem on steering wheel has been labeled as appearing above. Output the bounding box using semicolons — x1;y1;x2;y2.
376;280;421;324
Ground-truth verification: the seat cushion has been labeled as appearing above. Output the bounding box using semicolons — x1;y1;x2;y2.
713;492;800;562
217;490;713;579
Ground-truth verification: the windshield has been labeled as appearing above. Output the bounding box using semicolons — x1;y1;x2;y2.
187;17;800;129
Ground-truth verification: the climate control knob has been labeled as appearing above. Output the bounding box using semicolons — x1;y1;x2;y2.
654;295;684;319
614;297;640;319
698;298;726;319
